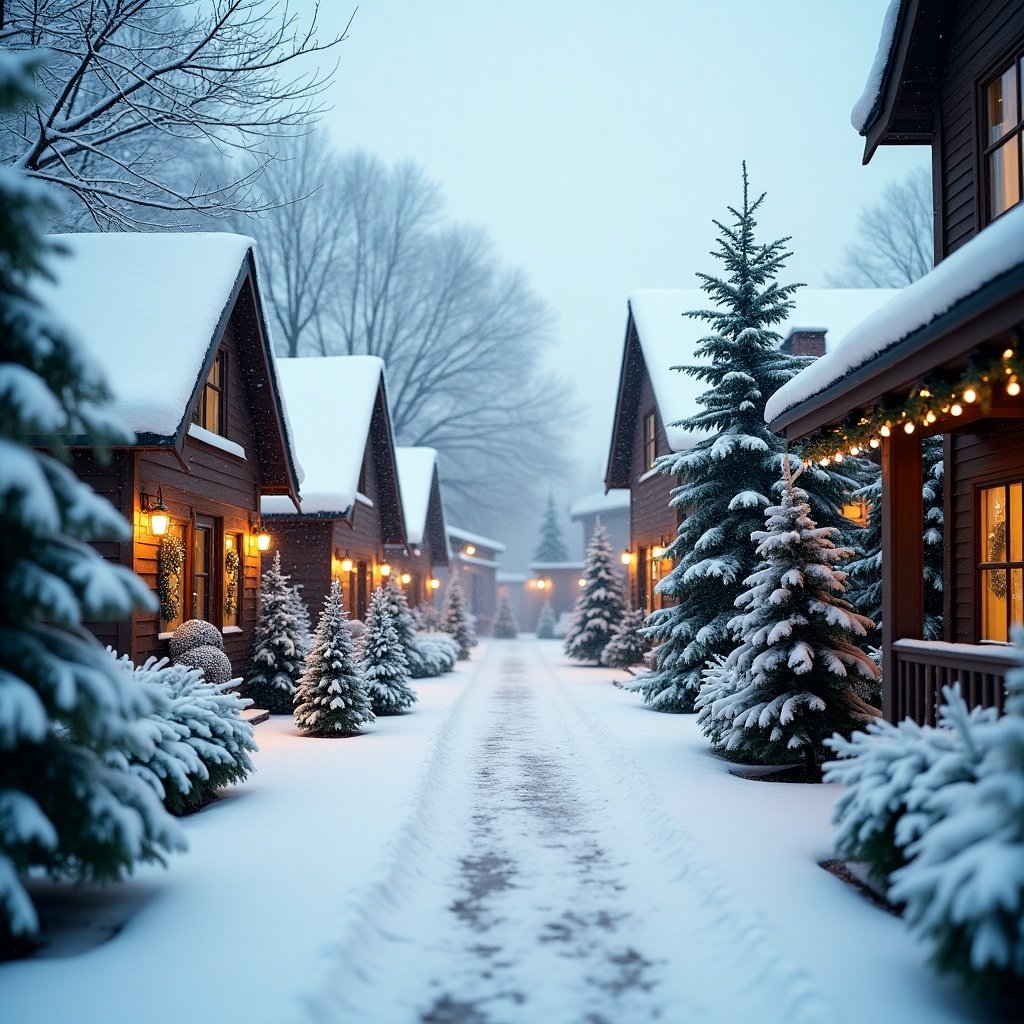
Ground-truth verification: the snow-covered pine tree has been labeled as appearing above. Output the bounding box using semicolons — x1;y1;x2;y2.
600;607;650;669
533;492;569;562
535;600;557;639
247;552;306;714
0;52;183;951
492;595;518;638
289;584;312;654
441;576;476;659
380;575;417;657
294;580;374;735
696;466;880;770
362;587;416;715
629;165;857;712
564;523;626;663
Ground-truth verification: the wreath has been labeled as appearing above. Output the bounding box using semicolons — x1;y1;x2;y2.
988;517;1007;600
224;547;240;617
158;535;185;622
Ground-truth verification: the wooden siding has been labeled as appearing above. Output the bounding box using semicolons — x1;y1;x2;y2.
936;1;1024;259
269;520;333;620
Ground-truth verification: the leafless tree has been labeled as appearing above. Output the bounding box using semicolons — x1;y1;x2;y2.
0;0;351;229
827;167;934;287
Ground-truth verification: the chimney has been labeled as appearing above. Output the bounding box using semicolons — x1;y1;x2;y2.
781;328;827;357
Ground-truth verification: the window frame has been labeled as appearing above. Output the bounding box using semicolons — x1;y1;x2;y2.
976;480;1024;642
193;348;228;436
981;48;1024;224
643;411;657;471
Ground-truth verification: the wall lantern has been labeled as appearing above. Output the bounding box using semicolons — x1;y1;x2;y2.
400;572;412;585
463;544;477;556
250;516;271;552
428;577;440;590
337;549;354;573
140;486;170;536
578;578;586;587
536;579;547;590
620;548;634;566
380;563;392;577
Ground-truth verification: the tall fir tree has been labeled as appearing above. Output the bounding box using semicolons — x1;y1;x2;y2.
535;600;557;639
289;584;312;653
441;576;476;659
0;52;183;950
695;468;880;770
564;524;626;663
492;594;518;638
629;166;857;712
294;580;374;735
380;576;417;654
533;492;569;562
247;552;307;714
362;587;416;715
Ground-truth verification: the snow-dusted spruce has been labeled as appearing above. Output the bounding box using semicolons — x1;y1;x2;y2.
492;595;519;638
294;580;374;736
535;600;557;639
379;576;427;675
0;53;182;952
533;492;569;562
630;166;857;712
110;655;257;815
564;524;626;663
441;576;476;659
361;587;417;715
696;469;880;769
601;607;650;669
247;552;307;713
289;584;313;653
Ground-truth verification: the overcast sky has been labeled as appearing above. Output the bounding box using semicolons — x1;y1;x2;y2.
304;0;925;562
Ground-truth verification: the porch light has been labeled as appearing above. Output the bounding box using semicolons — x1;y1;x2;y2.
463;544;477;556
256;530;271;552
140;486;170;536
380;563;392;577
536;579;547;590
429;577;440;590
620;549;633;566
400;572;411;585
578;578;586;587
341;554;354;573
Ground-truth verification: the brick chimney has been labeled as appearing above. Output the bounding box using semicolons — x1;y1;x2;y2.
781;328;826;357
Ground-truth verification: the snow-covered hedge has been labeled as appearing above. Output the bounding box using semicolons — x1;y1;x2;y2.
169;619;223;658
408;634;459;678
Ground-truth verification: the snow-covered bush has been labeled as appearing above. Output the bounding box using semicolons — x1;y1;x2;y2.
412;604;443;632
111;655;257;815
247;552;307;713
294;580;374;736
492;595;518;638
362;587;416;715
600;607;649;668
535;601;557;639
175;644;233;687
289;584;312;652
409;634;459;677
168;618;223;659
441;576;475;659
565;523;625;663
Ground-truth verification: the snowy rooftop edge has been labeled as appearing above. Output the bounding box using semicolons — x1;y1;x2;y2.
447;525;506;552
569;490;630;517
850;0;902;133
765;205;1024;425
395;447;439;546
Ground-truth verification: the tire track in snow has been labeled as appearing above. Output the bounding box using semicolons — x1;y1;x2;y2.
301;640;830;1024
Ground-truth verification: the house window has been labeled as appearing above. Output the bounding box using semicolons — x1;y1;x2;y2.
193;350;226;435
978;482;1024;641
841;498;870;527
223;532;243;629
192;518;214;621
984;54;1024;221
644;412;657;470
641;545;669;613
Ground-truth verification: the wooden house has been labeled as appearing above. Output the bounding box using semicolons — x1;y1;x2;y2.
570;490;631;560
525;562;586;631
394;447;450;609
438;527;505;629
605;288;898;612
42;233;301;677
261;356;407;623
766;0;1024;724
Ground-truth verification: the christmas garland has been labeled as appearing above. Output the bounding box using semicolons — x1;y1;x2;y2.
158;535;185;622
224;548;240;617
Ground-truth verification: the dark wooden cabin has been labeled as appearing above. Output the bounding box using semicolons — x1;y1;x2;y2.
767;0;1024;724
570;490;631;566
262;356;408;623
394;447;450;609
605;288;896;612
44;233;301;677
437;527;505;631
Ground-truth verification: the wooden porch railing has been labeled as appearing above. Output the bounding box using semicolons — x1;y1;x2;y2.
890;639;1013;725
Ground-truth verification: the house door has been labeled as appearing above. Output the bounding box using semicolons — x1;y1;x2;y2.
192;517;214;621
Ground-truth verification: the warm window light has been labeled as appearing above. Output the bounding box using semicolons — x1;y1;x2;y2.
652;546;666;559
428;577;440;590
463;544;477;556
380;563;392;577
256;531;271;552
400;572;412;585
140;486;170;536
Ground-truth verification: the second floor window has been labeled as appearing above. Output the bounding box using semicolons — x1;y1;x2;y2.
984;54;1023;221
193;350;226;435
644;411;657;470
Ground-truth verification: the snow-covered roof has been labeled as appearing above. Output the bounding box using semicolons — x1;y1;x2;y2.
851;0;902;133
529;562;585;572
448;525;505;553
262;356;385;517
569;490;630;518
765;204;1024;425
496;572;528;584
395;447;439;546
629;287;899;451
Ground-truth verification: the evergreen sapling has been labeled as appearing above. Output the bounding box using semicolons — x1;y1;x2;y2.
492;595;518;638
441;576;476;659
533;492;569;562
362;587;417;715
535;601;557;639
601;607;650;669
564;523;626;663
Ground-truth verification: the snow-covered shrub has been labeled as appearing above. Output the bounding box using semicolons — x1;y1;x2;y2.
535;601;556;639
409;634;459;677
175;644;233;687
600;607;649;668
247;552;307;713
347;618;366;641
168;618;223;659
414;604;443;632
362;587;416;714
565;524;626;663
492;595;518;638
294;581;374;736
441;576;475;659
111;655;256;815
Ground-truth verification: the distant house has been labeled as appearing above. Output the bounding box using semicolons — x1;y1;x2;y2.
525;561;585;630
767;0;1024;725
570;489;630;561
43;233;301;677
604;288;898;611
262;356;407;623
394;447;450;609
439;526;505;627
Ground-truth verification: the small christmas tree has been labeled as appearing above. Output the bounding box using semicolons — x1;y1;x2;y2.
380;576;419;661
696;466;880;770
247;552;307;714
294;580;374;735
533;492;569;562
600;607;649;669
535;601;557;639
564;523;626;663
362;587;416;715
441;576;476;659
492;595;518;638
289;584;312;653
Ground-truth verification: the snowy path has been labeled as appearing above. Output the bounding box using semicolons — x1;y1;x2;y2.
309;639;825;1024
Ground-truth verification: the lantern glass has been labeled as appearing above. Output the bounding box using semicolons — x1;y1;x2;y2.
150;510;170;536
256;531;271;552
380;563;392;577
401;572;412;585
620;551;632;566
429;577;440;590
464;544;477;556
341;557;354;573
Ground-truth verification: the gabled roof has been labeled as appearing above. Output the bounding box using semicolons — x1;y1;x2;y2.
41;231;301;502
605;288;899;488
448;525;505;554
395;446;449;564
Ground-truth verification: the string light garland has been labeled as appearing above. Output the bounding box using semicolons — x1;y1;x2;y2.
798;345;1024;466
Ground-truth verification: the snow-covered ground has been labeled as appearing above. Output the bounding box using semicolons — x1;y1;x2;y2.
1;639;1007;1023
